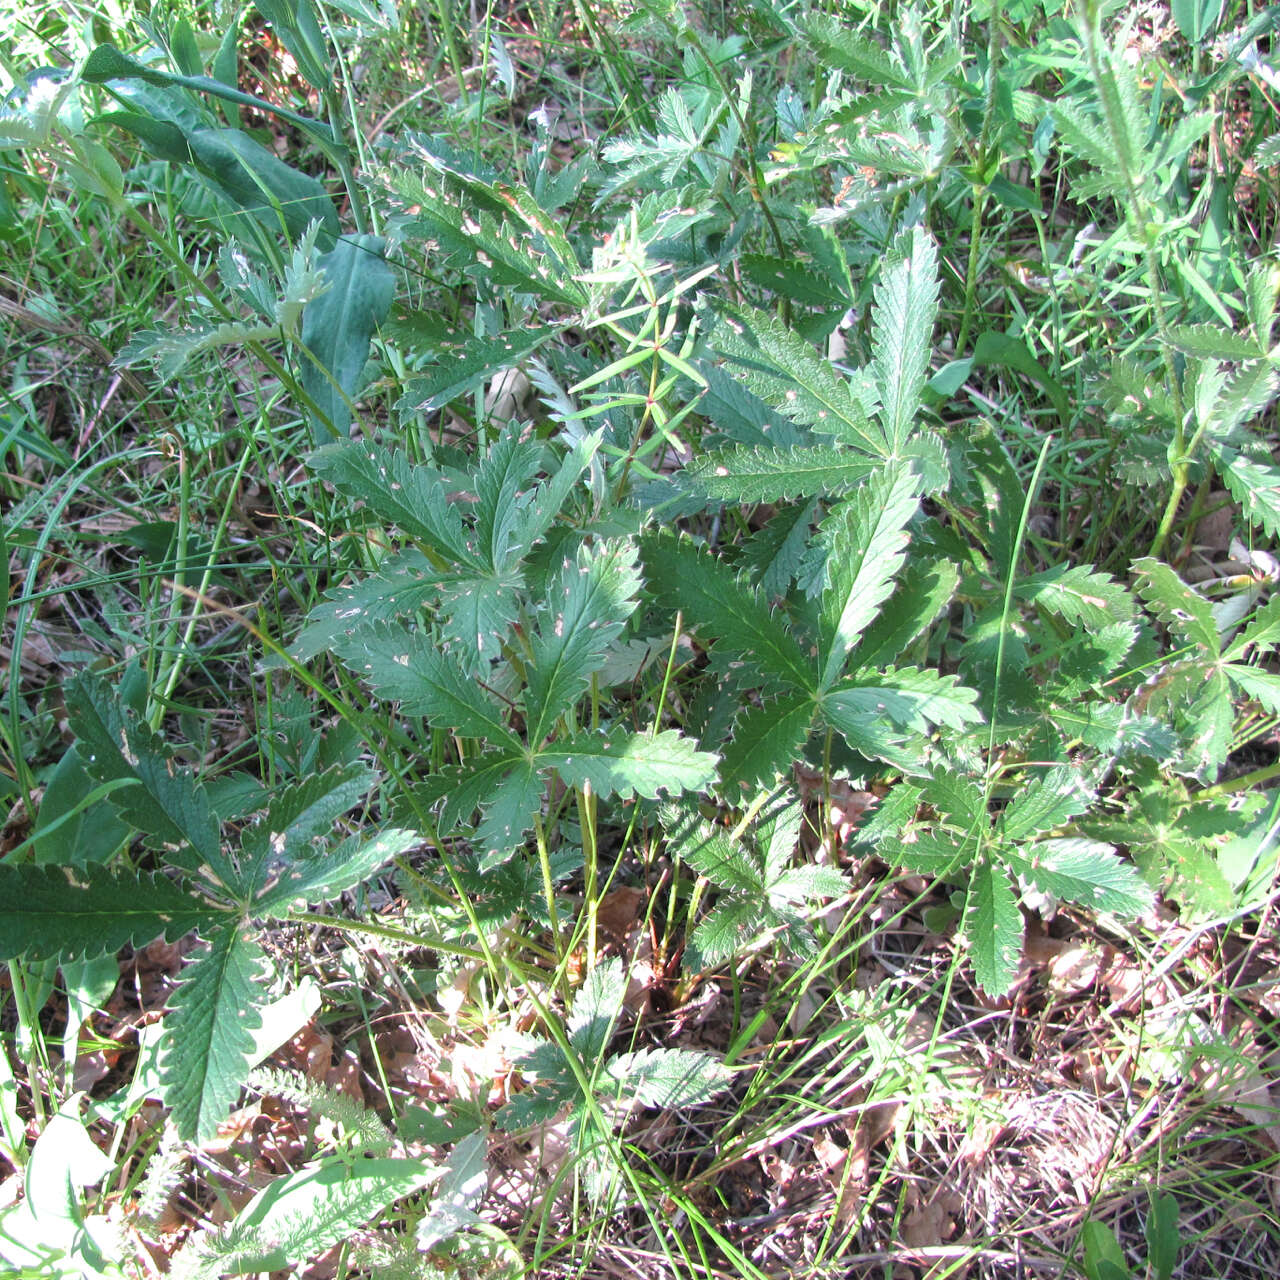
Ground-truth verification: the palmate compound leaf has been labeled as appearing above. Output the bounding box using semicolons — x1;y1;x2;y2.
817;462;923;690
966;859;1022;996
643;534;816;694
65;672;235;887
0;864;222;962
524;540;643;744
871;225;940;454
162;925;267;1143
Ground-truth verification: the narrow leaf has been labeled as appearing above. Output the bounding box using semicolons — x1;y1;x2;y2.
163;927;266;1142
542;729;719;799
818;463;922;689
966;860;1022;995
872;226;939;452
0;865;218;961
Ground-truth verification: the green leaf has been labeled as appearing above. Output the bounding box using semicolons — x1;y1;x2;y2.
400;326;557;413
337;623;520;746
882;829;967;874
817;463;922;689
253;829;418;916
0;864;218;962
1131;558;1220;654
708;301;886;456
872;226;939;452
688;898;766;968
769;865;850;903
541;729;719;799
1225;593;1280;660
663;811;764;895
525;540;642;743
81;43;337;145
236;766;375;899
1015;563;1134;628
739;253;849;308
178;1155;440;1276
473;760;543;870
680;445;877;503
797;14;916;90
32;745;130;867
308;443;475;566
643;534;815;693
65;673;234;887
1011;839;1154;916
1214;446;1280;538
1225;663;1280;716
1166;322;1262;360
999;766;1094;842
424;748;524;836
604;1048;732;1109
853;559;959;671
718;693;816;791
291;551;441;659
299;234;396;441
966;860;1022;996
162;927;266;1142
186;126;338;242
829;668;983;733
569;958;628;1060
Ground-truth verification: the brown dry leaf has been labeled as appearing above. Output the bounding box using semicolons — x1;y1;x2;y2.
901;1183;962;1250
845;1099;900;1184
811;1130;863;1228
596;886;647;946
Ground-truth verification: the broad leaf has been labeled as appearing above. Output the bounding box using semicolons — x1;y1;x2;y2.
300;234;396;440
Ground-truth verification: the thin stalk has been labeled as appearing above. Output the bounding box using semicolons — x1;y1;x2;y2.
578;781;599;971
533;811;565;974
